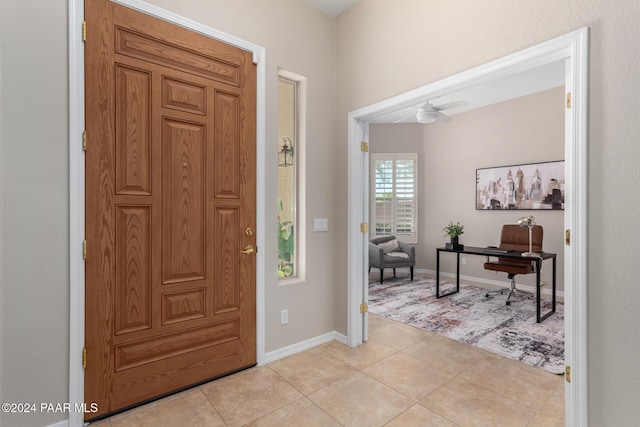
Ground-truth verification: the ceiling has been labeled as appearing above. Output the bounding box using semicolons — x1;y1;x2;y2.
368;60;566;124
300;0;359;17
298;1;564;124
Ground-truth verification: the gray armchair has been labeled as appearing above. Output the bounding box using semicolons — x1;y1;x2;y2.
369;235;415;284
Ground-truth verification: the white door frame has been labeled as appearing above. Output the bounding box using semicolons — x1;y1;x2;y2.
68;1;266;426
347;28;588;426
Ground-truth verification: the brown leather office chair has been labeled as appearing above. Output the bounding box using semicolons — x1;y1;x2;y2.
484;224;543;305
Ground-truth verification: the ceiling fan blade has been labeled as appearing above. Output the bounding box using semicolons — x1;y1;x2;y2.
393;112;417;123
436;111;452;122
433;100;468;111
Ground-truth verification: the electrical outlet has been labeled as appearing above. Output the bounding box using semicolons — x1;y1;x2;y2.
461;257;467;265
280;309;288;325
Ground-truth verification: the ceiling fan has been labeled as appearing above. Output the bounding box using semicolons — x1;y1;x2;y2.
394;100;468;124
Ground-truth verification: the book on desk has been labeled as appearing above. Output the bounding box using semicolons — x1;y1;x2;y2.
482;246;510;255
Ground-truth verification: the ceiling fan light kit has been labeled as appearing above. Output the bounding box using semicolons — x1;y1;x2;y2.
416;109;438;123
411;100;467;124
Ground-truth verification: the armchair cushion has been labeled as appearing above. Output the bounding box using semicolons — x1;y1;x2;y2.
386;251;409;259
377;238;400;253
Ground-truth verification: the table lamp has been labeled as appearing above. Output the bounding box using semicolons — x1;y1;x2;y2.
517;215;536;257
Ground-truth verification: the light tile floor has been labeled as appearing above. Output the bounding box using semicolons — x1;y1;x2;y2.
90;314;565;427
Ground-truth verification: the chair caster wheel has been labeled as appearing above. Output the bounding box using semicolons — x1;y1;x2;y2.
506;301;511;306
485;293;490;298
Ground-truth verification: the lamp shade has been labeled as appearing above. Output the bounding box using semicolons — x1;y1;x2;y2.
517;215;536;229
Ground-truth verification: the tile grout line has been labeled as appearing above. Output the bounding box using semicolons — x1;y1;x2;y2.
195;386;229;427
263;360;346;426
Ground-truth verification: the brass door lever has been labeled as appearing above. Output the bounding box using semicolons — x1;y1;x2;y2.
240;245;255;254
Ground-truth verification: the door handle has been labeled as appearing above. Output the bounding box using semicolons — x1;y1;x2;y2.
240;245;255;254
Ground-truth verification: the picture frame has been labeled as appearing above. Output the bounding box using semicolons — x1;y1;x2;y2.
476;160;564;210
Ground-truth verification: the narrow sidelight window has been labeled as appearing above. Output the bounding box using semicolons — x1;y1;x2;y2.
277;72;304;280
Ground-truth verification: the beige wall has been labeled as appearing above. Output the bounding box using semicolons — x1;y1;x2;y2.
0;0;337;426
337;0;640;424
370;87;565;291
1;1;70;426
0;17;4;408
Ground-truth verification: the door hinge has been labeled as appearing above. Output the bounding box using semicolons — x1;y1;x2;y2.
82;347;87;369
82;20;87;42
82;130;87;151
566;92;572;109
360;141;369;152
360;222;369;233
565;365;571;382
565;229;571;246
360;303;368;314
83;240;87;260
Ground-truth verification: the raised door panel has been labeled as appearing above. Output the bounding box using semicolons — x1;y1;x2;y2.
111;338;242;408
213;207;241;314
161;288;206;325
162;76;206;115
114;320;240;372
115;64;152;195
114;26;240;86
162;118;206;284
214;90;240;199
115;205;152;335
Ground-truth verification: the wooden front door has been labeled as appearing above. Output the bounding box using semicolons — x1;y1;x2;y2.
84;0;256;419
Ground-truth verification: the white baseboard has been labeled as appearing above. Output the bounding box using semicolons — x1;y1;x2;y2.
262;330;348;364
45;420;70;427
415;269;565;299
46;417;93;426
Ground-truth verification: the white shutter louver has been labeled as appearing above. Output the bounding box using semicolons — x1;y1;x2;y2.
371;154;418;243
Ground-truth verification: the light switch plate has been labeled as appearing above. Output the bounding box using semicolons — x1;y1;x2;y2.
313;218;328;232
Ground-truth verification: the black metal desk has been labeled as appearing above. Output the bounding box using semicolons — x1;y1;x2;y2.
436;246;557;323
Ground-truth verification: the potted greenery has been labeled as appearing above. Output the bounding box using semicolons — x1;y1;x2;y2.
443;221;464;250
278;199;294;278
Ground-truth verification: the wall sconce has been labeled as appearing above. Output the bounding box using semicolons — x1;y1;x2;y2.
279;137;294;168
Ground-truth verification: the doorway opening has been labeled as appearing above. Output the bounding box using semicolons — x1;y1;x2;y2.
347;28;588;425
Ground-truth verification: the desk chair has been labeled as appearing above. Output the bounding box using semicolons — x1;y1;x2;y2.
484;224;543;305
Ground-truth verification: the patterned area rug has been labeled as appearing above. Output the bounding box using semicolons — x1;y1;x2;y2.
368;276;565;374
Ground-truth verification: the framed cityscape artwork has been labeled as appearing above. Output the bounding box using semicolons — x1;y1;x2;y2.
476;160;565;210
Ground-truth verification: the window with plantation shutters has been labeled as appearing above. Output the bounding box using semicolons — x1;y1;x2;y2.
370;153;418;243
